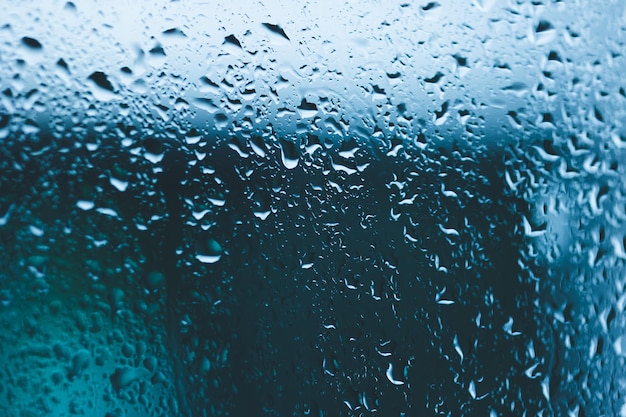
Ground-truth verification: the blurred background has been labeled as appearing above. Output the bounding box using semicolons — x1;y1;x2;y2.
1;1;625;415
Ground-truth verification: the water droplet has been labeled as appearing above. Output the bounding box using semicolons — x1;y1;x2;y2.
110;366;151;390
279;139;299;169
422;2;440;11
21;36;42;50
110;176;128;192
262;23;290;41
162;27;187;37
68;350;90;380
87;71;118;101
297;99;318;118
531;20;557;45
453;335;463;360
385;363;405;385
196;238;223;263
76;200;95;210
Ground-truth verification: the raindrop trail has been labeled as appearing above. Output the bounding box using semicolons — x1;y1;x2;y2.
157;143;192;417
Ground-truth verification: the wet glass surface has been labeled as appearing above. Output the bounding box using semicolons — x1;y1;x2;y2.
1;1;626;416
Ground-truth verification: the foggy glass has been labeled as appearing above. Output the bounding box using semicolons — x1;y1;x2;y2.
1;1;625;416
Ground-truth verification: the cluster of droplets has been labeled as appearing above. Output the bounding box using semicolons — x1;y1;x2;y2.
2;0;626;416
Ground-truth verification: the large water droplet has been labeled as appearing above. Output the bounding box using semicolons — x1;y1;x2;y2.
195;237;223;263
279;139;299;169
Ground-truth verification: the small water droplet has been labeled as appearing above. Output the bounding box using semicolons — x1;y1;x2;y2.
262;23;290;41
110;177;128;192
21;36;42;50
110;366;151;390
87;71;118;101
76;200;95;210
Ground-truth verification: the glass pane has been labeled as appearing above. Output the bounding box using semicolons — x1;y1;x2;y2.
1;1;624;415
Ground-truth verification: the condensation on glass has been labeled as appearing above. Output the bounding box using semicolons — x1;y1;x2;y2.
1;1;625;416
